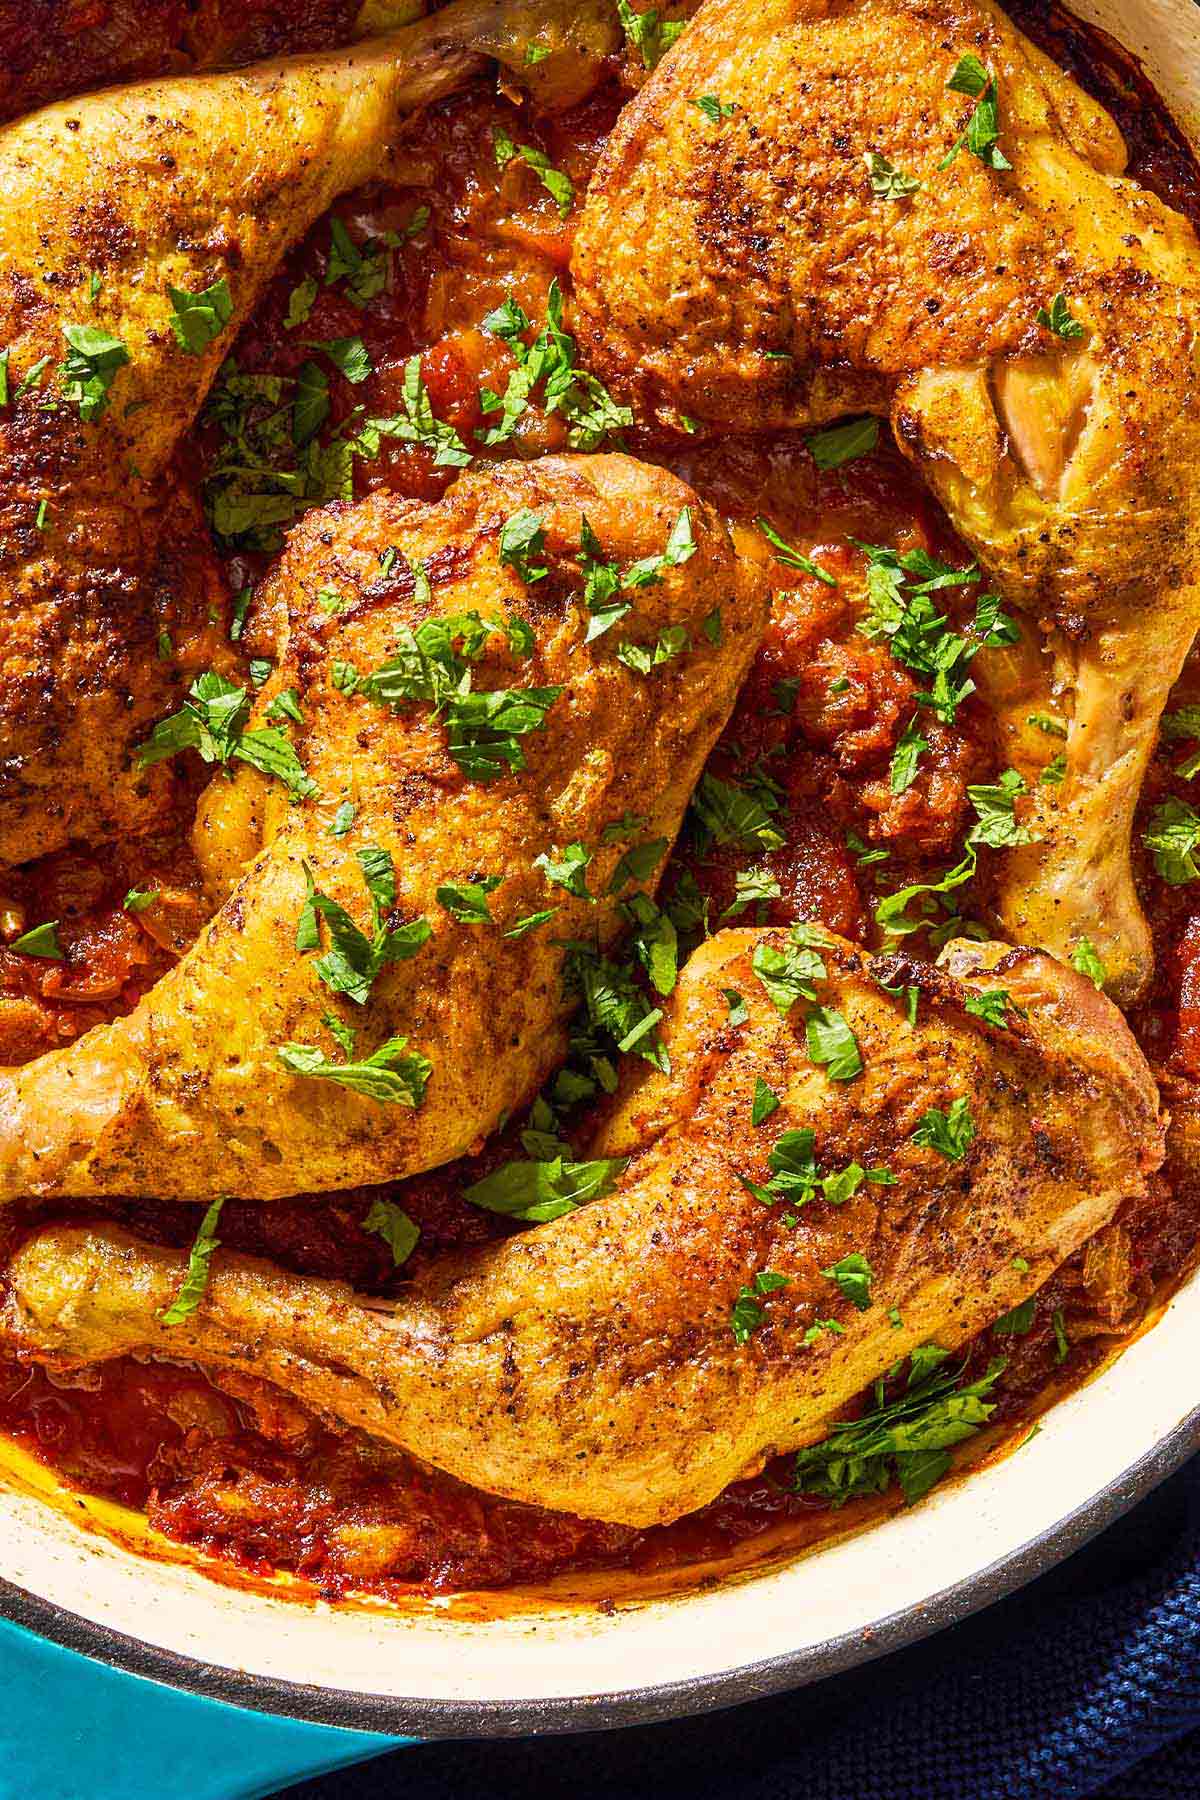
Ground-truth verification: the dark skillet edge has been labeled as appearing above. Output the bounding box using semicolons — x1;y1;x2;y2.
0;1396;1197;1740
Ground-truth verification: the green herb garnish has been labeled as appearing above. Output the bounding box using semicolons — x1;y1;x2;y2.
161;1196;226;1325
167;277;233;355
362;1199;420;1266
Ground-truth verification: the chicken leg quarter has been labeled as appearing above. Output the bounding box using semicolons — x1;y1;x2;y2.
5;927;1163;1526
571;0;1200;1001
0;0;616;867
0;455;766;1202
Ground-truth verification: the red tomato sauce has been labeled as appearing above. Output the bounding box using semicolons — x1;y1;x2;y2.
2;6;1200;1599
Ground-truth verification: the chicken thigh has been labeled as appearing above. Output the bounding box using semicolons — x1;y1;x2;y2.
0;0;615;867
571;0;1200;1001
0;455;766;1202
6;924;1162;1527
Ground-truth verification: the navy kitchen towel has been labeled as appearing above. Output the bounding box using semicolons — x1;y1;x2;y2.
279;1449;1200;1800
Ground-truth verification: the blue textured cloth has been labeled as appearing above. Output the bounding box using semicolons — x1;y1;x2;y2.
279;1450;1200;1800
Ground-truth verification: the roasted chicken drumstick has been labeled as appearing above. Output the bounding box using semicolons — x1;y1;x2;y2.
6;926;1163;1527
0;455;765;1202
571;0;1200;1000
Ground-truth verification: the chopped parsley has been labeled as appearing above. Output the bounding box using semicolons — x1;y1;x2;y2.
284;276;318;331
350;613;561;783
692;95;736;123
731;1270;790;1344
856;541;1016;726
1028;711;1068;738
967;768;1034;848
806;1007;864;1081
993;1295;1037;1336
622;891;679;997
803;1318;846;1345
751;1077;780;1126
1040;752;1067;786
59;323;129;421
481;282;631;450
940;53;1011;171
14;354;51;401
535;841;593;898
354;354;471;469
1161;706;1200;780
464;1154;627;1223
565;942;668;1071
793;1348;1007;1505
1037;293;1084;340
436;877;501;923
752;933;825;1017
846;829;889;869
616;627;689;673
1053;1307;1070;1364
874;846;977;940
167;277;233;355
297;849;430;1003
503;908;557;939
806;416;879;470
133;670;317;801
161;1196;226;1326
722;865;783;920
864;151;921;199
276;1028;431;1106
493;126;574;219
912;1096;975;1161
623;507;697;587
303;334;372;385
607;836;666;893
201;358;356;550
964;988;1020;1028
756;515;838;586
1145;797;1200;884
10;919;63;960
122;886;159;914
724;989;748;1025
739;1131;893;1214
1072;937;1106;990
690;769;785;852
617;0;686;68
325;216;399;307
499;508;549;583
890;715;928;794
822;1251;873;1311
362;1198;419;1266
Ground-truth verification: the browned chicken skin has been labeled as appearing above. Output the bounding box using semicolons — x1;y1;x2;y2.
571;0;1200;1001
6;925;1163;1526
0;0;616;867
0;454;766;1201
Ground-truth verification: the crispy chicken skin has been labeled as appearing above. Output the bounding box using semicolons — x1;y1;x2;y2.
6;927;1163;1527
571;0;1200;1000
0;455;767;1203
0;0;616;868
